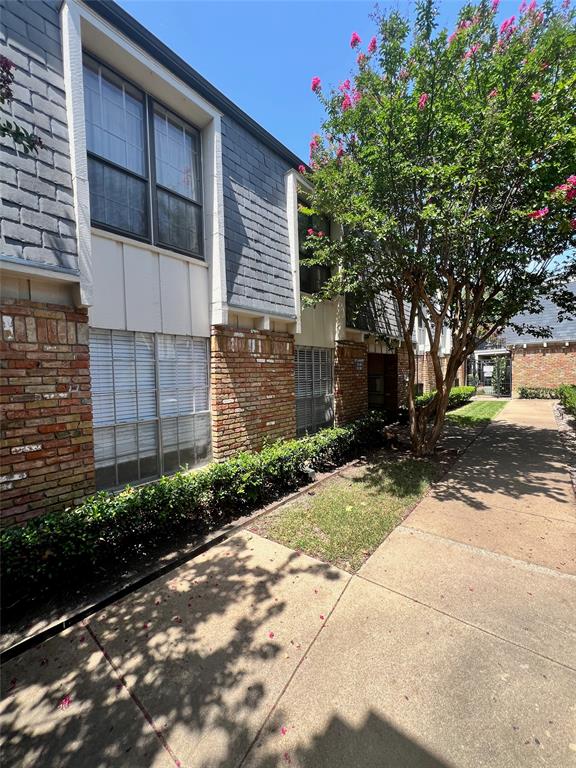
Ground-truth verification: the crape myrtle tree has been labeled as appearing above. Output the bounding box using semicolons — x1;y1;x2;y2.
301;0;576;456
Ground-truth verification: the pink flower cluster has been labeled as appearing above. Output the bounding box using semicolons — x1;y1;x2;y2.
552;175;576;201
527;207;549;219
531;91;542;101
311;76;321;93
307;228;325;237
357;52;367;66
464;44;480;60
339;79;351;92
499;16;516;37
418;92;430;110
342;93;352;111
350;32;361;48
368;36;377;54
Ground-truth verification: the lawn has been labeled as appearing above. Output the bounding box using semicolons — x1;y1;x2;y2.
250;456;440;572
252;400;507;572
446;399;507;428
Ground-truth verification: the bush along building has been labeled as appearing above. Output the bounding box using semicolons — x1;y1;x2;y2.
466;284;576;397
0;0;423;526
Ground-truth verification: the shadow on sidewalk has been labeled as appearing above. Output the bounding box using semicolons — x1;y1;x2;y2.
0;534;348;768
429;422;572;512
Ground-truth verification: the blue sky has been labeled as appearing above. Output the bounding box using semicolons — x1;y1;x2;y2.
119;0;520;161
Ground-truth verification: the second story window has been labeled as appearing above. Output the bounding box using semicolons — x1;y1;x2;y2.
298;202;331;294
83;54;203;259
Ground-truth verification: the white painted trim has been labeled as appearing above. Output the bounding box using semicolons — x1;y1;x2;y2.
75;0;222;122
285;169;301;333
204;115;228;325
91;228;209;270
61;0;93;307
0;262;80;284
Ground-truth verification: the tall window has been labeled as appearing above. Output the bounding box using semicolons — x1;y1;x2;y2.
295;347;334;436
90;329;210;489
298;202;331;294
83;54;203;258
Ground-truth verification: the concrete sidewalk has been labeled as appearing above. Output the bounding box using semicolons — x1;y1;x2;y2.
2;401;575;767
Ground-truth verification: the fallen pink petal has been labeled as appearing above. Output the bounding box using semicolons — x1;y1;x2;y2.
58;695;72;710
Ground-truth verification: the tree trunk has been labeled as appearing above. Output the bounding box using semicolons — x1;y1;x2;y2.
407;352;462;457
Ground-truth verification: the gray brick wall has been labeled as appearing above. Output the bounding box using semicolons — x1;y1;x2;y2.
0;0;78;271
221;116;296;318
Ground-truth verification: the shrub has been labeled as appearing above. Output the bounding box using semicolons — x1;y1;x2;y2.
517;386;559;399
558;385;576;417
1;411;391;608
414;386;475;410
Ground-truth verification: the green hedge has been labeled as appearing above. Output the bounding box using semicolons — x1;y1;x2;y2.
414;386;475;410
1;412;390;607
558;385;576;417
517;386;559;399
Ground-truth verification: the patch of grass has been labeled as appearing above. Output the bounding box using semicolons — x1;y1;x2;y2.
446;399;507;428
253;456;439;572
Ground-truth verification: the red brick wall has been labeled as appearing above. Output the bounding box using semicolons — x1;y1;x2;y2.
334;340;368;424
210;326;296;459
0;300;95;527
511;344;576;394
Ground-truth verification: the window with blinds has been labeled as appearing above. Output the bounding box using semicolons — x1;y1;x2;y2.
295;347;334;436
90;329;210;490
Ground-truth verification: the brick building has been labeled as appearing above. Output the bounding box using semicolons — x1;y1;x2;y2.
466;285;576;396
1;0;412;525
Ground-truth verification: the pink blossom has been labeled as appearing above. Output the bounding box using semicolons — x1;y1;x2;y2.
464;44;480;60
448;31;458;44
58;695;72;710
311;76;321;93
298;164;306;174
553;183;571;193
488;88;498;98
368;36;377;54
318;231;325;237
519;0;527;11
341;94;352;111
352;89;362;104
567;175;576;185
339;79;351;93
527;0;537;10
499;15;516;34
281;726;288;735
527;206;549;219
357;53;367;66
567;188;576;201
418;92;429;110
492;0;500;10
336;143;345;159
350;31;361;48
459;19;472;29
531;91;542;101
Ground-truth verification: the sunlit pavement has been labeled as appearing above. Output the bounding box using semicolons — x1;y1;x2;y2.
2;400;575;767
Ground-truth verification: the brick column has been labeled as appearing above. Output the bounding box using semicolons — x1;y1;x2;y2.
210;326;296;459
0;300;95;526
334;340;368;424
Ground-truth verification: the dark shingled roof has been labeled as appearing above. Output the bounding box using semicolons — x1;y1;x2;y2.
505;283;576;344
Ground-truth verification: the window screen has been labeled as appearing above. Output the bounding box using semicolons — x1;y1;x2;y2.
83;55;148;238
295;347;334;436
90;329;210;490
